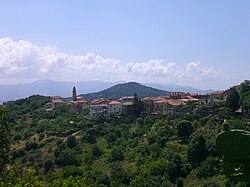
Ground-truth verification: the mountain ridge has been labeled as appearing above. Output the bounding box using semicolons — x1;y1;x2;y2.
78;82;169;100
0;79;215;104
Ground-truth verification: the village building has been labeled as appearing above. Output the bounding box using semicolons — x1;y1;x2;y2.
197;91;224;106
118;96;134;114
89;100;122;118
70;87;89;112
169;92;186;98
210;91;224;100
91;98;113;105
120;96;134;103
141;96;166;114
108;101;122;115
89;98;122;117
50;96;65;109
89;104;108;118
154;99;185;116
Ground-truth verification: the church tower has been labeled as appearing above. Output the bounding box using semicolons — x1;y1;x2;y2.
72;86;77;101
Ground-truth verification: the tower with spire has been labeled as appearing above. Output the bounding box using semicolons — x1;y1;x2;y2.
72;86;77;101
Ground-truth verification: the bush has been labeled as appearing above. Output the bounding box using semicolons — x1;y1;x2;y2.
91;145;103;158
13;134;22;141
66;135;77;148
110;146;124;161
56;148;80;167
177;120;194;140
43;159;54;174
26;141;38;151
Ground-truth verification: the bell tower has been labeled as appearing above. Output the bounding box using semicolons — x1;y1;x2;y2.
72;86;77;101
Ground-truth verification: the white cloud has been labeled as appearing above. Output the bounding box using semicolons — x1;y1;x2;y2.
0;37;226;87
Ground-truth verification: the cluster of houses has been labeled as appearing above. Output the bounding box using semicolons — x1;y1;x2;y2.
50;87;227;118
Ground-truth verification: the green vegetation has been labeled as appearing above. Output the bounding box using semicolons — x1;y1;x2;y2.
216;129;250;182
226;87;240;112
1;80;250;186
240;80;250;115
0;106;10;174
81;82;169;100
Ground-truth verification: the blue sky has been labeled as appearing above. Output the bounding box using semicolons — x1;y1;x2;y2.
0;0;249;89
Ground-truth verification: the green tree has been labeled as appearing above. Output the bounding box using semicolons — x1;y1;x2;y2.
25;141;38;151
43;159;55;174
67;135;77;148
0;107;10;173
84;128;96;144
91;145;102;158
226;88;240;112
177;120;194;140
187;136;208;166
110;146;124;161
56;148;80;166
132;93;144;116
240;80;250;114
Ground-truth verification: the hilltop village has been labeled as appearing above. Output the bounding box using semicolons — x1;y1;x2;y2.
2;81;250;186
49;86;234;118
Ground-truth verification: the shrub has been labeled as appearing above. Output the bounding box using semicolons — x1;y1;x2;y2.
66;135;77;148
26;141;38;151
43;159;55;174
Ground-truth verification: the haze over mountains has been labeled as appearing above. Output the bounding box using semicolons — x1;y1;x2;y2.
0;79;215;104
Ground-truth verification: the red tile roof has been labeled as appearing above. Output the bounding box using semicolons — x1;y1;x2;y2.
109;101;121;105
210;91;223;95
91;98;112;105
142;96;167;101
51;96;61;100
154;99;185;106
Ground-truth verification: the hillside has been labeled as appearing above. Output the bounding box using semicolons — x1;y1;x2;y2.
2;94;246;186
80;82;169;100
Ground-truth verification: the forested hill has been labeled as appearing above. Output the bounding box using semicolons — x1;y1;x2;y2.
79;82;169;100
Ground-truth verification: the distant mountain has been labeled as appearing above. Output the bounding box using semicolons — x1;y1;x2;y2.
0;79;122;104
144;83;215;94
0;79;216;104
79;82;169;100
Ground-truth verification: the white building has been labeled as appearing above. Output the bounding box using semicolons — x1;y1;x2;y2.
108;101;122;115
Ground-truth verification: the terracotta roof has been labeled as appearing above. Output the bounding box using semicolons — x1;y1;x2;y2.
154;99;169;104
183;95;199;101
51;96;61;100
154;99;185;106
142;96;167;101
142;97;163;101
91;98;112;105
210;91;223;95
109;101;121;105
168;99;185;106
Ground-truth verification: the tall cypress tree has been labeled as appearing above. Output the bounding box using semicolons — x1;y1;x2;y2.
132;93;144;116
226;88;240;112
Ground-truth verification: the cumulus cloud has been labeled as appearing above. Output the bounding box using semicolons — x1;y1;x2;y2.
0;37;226;86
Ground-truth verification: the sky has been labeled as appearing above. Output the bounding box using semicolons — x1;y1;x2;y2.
0;0;249;90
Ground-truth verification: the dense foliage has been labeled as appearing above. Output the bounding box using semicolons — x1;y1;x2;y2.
0;89;250;186
0;106;10;174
